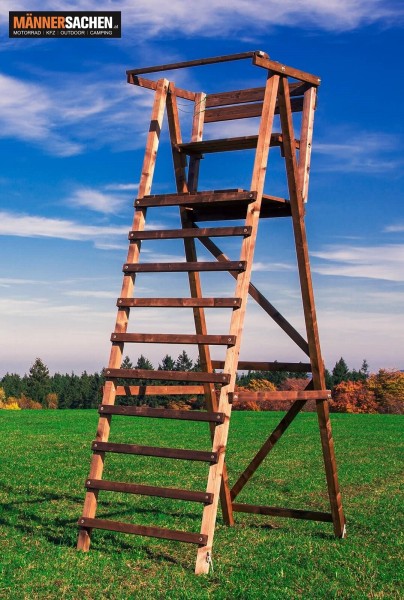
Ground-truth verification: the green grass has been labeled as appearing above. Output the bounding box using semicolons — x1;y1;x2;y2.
0;410;402;599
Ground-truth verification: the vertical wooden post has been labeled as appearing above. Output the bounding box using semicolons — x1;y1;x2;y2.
195;74;280;574
277;76;346;538
77;78;169;551
166;85;234;526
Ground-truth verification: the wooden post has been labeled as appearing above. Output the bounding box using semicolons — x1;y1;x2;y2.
77;78;169;551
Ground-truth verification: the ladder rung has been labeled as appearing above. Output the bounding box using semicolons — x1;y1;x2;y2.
129;225;252;239
176;134;295;154
85;478;214;504
212;360;311;372
78;517;208;545
135;190;255;208
123;261;246;273
117;297;242;308
190;195;291;222
233;390;331;402
104;368;230;384
110;333;236;346
91;441;219;463
99;405;225;423
114;385;206;396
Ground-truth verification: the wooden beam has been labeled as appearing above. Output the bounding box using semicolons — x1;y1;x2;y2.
117;298;242;308
253;54;321;86
104;368;230;384
123;261;246;273
85;479;214;504
212;360;311;372
232;503;333;522
126;51;258;76
233;390;331;402
98;405;225;423
114;385;205;396
128;226;251;240
110;333;236;345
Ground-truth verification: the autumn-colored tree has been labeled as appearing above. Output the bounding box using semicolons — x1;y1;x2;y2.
15;394;42;409
329;380;378;414
367;369;404;415
45;393;58;409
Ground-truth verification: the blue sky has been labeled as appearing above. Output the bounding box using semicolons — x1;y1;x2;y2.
0;1;403;376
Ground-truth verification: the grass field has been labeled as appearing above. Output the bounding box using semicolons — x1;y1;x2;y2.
0;410;402;599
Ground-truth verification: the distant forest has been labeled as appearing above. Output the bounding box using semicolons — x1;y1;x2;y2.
1;354;402;414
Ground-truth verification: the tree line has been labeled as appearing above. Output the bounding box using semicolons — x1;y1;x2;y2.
0;355;402;414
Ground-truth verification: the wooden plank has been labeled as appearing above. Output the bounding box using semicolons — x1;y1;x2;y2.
98;405;225;423
104;368;230;384
167;83;235;530
85;479;213;504
277;76;346;537
205;82;309;108
78;517;208;545
230;400;306;501
204;98;303;123
117;297;242;308
190;198;291;222
232;503;333;522
195;73;281;574
91;441;218;463
177;134;299;155
128;226;252;240
77;78;169;553
110;333;236;345
253;54;321;86
298;87;317;203
123;261;246;273
212;360;311;372
135;190;256;207
114;385;205;396
126;51;257;76
233;390;331;402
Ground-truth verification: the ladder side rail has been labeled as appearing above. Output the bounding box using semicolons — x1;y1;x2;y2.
166;84;234;526
195;73;281;574
277;76;346;538
298;86;317;203
77;78;169;552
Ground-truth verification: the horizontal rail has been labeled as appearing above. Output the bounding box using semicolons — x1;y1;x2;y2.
126;51;259;76
78;517;208;545
135;190;256;207
253;54;321;86
110;333;236;346
85;478;213;504
212;360;311;372
114;385;206;395
98;405;225;423
233;390;331;402
117;298;242;308
104;368;230;384
129;226;251;240
123;261;246;273
91;441;218;463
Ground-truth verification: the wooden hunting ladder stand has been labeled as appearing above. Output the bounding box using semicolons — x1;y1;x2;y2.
77;51;346;574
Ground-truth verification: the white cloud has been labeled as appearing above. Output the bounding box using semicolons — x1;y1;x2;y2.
314;132;403;173
384;223;404;233
1;1;401;34
64;290;117;298
312;244;404;282
0;210;127;242
105;183;139;192
68;188;127;214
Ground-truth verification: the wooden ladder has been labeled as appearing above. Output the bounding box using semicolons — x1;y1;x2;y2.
77;51;346;575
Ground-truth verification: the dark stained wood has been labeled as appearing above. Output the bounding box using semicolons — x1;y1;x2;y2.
129;226;252;240
189;195;291;221
104;368;231;384
233;390;331;401
135;190;256;207
78;517;208;545
117;298;242;308
126;51;257;76
91;441;218;463
253;54;321;86
98;405;225;423
204;98;303;123
177;134;299;155
232;503;333;522
212;360;311;372
230;400;306;500
85;479;213;504
115;385;205;396
123;261;246;273
205;82;310;108
110;333;236;346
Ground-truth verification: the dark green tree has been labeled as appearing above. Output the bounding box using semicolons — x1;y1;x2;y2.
158;354;176;371
332;357;350;386
26;358;51;406
174;350;193;372
1;373;24;399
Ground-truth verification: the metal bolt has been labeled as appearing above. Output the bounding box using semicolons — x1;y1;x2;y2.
234;395;238;400
244;228;248;233
249;193;254;198
199;537;203;542
211;455;215;460
100;406;104;411
81;519;85;524
239;263;243;267
87;481;91;485
124;265;129;270
106;370;110;375
281;65;286;72
205;495;209;500
118;300;122;304
234;300;238;304
217;415;221;420
93;443;97;448
113;335;117;339
136;200;140;204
